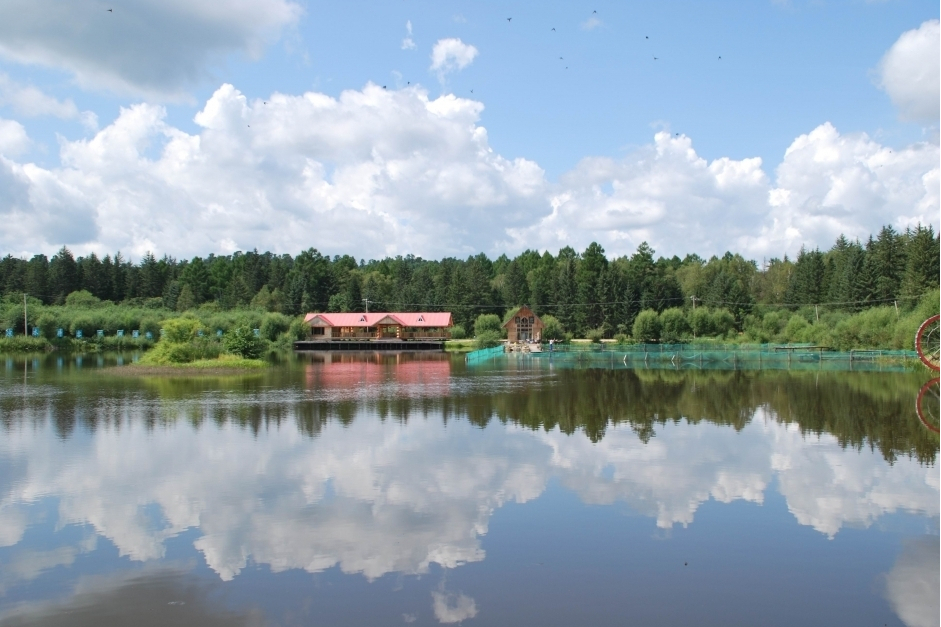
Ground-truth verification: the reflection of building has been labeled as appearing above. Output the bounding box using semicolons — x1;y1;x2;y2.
304;353;452;393
503;306;544;342
303;312;452;341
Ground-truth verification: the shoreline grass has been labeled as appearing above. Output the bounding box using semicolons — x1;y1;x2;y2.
111;355;267;376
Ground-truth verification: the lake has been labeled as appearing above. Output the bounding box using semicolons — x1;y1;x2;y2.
0;351;938;626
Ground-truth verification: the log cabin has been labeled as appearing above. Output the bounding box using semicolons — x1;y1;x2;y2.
503;306;544;342
303;312;453;341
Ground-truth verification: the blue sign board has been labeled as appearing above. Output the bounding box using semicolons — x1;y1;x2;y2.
197;330;204;337
145;331;153;340
216;329;223;337
132;330;139;339
97;330;104;338
57;328;63;338
31;327;39;337
76;330;83;338
253;328;260;337
117;330;124;337
5;329;12;338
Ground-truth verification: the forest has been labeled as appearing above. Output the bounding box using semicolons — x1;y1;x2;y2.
0;224;938;348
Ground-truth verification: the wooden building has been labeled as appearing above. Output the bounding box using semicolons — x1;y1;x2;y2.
503;306;544;342
303;312;453;341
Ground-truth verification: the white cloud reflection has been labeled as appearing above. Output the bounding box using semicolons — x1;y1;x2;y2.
0;407;936;586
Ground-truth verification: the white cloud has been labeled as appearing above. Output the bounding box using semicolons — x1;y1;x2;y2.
877;20;940;125
508;125;938;259
0;84;935;260
0;83;546;259
885;537;940;627
432;589;478;624
0;118;30;155
0;393;935;591
430;38;478;81
0;0;303;99
401;21;416;50
0;74;98;132
581;16;602;30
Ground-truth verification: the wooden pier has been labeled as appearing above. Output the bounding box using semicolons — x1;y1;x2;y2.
293;340;445;351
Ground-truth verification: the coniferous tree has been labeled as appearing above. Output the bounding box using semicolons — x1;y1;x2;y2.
900;224;940;303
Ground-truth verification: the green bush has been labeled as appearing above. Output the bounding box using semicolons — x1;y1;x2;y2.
475;329;503;349
288;318;309;341
613;333;630;344
448;324;467;340
64;290;102;308
162;317;200;344
632;309;660;342
585;328;604;343
659;308;690;343
223;326;266;359
711;309;736;337
689;308;714;338
541;315;565;341
260;312;291;341
475;314;503;337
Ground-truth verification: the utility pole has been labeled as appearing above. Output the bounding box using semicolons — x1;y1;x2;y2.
362;298;371;313
23;293;27;337
689;295;699;310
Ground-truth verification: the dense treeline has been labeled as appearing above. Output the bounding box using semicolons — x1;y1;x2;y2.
1;224;937;338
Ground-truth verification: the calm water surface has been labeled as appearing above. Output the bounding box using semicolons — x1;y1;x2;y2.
0;352;937;626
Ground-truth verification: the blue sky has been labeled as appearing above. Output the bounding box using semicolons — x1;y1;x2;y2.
0;0;937;260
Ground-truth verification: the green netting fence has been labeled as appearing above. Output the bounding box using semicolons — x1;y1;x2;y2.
470;342;920;372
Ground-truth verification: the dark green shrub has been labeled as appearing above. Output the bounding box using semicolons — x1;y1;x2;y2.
632;310;660;342
223;326;266;359
541;315;565;341
659;308;690;343
475;330;503;349
474;314;503;337
585;328;604;343
260;313;291;341
448;324;467;340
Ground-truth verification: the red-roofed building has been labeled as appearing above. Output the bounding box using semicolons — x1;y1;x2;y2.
303;312;453;341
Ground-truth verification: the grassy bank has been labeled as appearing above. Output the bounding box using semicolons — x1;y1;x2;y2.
113;354;267;376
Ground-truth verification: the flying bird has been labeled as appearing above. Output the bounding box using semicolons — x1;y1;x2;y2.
718;56;722;60
106;7;112;11
551;27;556;31
593;10;597;13
645;36;649;39
507;17;512;22
653;56;658;60
470;89;474;93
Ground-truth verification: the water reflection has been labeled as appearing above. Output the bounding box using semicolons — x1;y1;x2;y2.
885;536;940;627
0;353;937;626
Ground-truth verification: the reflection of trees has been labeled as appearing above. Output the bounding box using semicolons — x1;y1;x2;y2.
1;355;936;464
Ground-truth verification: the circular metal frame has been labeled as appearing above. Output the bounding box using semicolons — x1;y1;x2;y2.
916;377;940;434
915;314;940;371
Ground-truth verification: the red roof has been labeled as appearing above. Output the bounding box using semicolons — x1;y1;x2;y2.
304;312;452;327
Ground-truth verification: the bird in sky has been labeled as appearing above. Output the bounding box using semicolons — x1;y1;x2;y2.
470;89;474;93
645;36;649;39
551;27;556;31
718;56;722;60
559;56;563;60
653;56;658;60
593;10;597;13
106;8;112;11
382;85;387;89
507;17;512;22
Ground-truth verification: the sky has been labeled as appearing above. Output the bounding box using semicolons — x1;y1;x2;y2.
0;0;937;262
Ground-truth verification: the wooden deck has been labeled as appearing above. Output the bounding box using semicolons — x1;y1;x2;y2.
294;340;445;351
